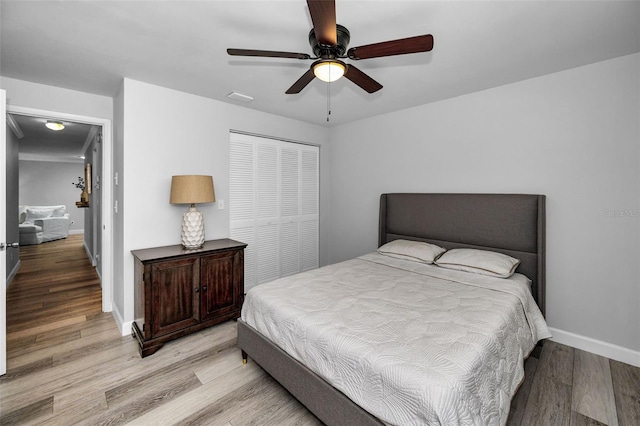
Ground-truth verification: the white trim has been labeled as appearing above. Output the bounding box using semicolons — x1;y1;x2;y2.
83;241;95;265
6;113;23;139
548;327;640;368
6;259;21;288
81;126;98;157
69;229;84;235
110;305;132;337
230;129;321;148
121;320;133;337
101;119;113;313
1;89;7;376
18;153;84;163
7;105;113;314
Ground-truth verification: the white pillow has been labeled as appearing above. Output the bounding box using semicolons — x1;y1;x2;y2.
51;207;66;217
378;239;446;264
25;208;53;222
435;248;520;278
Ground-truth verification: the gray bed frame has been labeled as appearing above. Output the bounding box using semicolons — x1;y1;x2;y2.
237;193;546;425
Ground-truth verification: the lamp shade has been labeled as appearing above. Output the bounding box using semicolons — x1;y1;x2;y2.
170;175;215;204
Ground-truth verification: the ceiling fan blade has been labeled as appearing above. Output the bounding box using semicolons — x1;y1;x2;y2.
347;34;434;60
343;65;383;93
227;48;311;60
286;68;316;94
307;0;337;46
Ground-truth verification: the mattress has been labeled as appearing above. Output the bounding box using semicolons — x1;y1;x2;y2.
242;253;551;426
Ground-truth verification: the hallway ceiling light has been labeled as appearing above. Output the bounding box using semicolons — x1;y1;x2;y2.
45;121;65;131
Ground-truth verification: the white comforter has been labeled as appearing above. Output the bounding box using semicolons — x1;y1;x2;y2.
242;253;551;425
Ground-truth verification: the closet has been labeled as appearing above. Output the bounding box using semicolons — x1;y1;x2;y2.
229;132;319;292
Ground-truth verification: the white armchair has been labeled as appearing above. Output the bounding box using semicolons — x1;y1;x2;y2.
19;205;71;245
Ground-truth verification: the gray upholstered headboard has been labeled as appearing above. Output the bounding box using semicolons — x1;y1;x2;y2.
379;193;546;315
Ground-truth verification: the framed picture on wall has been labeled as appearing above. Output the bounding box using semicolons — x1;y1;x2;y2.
85;163;92;195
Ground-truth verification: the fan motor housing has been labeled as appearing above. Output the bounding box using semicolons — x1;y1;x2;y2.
308;24;351;58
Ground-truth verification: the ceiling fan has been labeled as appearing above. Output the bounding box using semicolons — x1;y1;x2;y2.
227;0;434;94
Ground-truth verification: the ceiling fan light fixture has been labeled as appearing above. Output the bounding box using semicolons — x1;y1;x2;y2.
313;60;346;83
227;1;433;95
45;120;65;131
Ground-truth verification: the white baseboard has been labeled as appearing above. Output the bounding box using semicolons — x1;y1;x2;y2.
110;306;132;337
548;327;640;368
6;259;21;288
120;320;133;337
83;241;96;266
111;305;123;331
69;229;84;235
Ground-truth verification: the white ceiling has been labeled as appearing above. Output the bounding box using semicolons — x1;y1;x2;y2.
1;0;639;129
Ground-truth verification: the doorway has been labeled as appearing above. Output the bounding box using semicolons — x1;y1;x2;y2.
11;112;100;274
5;105;112;311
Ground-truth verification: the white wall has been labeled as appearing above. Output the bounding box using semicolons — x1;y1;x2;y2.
19;160;85;232
329;54;640;361
115;78;330;331
0;77;113;119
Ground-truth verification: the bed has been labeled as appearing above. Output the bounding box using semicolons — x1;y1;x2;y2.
238;193;549;425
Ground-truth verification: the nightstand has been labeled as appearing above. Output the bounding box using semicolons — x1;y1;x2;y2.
131;238;247;357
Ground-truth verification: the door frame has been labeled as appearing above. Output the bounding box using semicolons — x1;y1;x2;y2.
1;89;7;375
7;105;113;313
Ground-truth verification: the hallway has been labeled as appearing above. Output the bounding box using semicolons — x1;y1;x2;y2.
6;234;102;344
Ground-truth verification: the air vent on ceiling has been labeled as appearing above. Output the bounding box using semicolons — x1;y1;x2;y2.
227;92;254;103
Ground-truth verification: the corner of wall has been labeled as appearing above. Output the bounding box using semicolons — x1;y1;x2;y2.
109;304;132;337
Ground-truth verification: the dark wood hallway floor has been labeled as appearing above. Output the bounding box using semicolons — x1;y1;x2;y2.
5;234;102;344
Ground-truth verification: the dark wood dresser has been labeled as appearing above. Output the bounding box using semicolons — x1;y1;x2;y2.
131;238;247;357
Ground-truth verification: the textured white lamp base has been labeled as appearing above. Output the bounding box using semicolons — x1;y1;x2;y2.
181;205;205;249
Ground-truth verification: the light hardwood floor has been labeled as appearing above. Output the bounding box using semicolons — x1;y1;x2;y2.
1;235;638;425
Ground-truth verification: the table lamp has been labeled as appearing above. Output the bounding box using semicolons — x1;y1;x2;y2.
170;175;215;249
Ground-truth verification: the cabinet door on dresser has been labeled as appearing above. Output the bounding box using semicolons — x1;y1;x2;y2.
200;249;244;322
151;256;200;338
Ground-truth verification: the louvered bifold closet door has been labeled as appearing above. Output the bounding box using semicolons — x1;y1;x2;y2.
300;146;319;271
229;132;319;292
255;141;280;285
280;145;300;277
229;136;256;289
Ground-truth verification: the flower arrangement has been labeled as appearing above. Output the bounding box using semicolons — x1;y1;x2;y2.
72;176;86;191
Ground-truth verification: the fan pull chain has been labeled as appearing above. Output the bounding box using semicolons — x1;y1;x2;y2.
326;81;331;122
